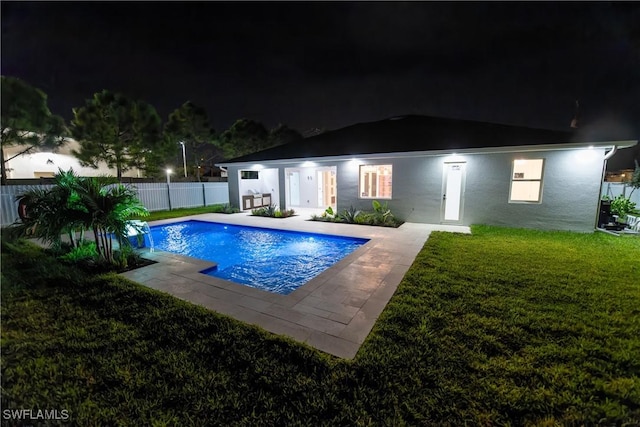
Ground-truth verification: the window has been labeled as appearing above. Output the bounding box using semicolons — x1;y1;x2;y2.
241;170;259;179
509;159;544;202
359;164;392;199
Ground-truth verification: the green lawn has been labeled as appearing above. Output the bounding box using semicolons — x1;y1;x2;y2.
2;226;639;425
131;204;238;222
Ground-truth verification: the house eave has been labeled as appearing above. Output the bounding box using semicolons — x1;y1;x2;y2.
216;140;637;168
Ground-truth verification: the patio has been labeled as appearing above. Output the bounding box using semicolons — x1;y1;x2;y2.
121;209;470;358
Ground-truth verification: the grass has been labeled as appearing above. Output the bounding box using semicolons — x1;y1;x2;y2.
131;204;239;222
2;226;639;425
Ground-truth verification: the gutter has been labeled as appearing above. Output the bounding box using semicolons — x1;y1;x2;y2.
216;140;637;169
603;145;617;161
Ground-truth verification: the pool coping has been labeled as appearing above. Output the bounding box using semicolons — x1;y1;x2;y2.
121;212;470;359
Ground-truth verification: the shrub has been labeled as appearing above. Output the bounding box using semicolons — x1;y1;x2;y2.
338;206;362;223
222;203;240;214
608;195;637;218
210;203;239;214
252;204;295;218
59;241;98;264
322;206;335;219
251;206;267;216
309;201;402;227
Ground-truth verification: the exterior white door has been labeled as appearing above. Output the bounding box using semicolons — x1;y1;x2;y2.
289;171;300;206
317;171;324;207
317;169;337;209
442;162;466;223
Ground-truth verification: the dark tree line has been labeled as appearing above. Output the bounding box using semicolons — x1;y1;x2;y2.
0;75;302;183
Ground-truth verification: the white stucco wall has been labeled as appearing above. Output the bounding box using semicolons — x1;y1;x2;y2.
237;168;279;208
225;146;608;232
4;139;141;178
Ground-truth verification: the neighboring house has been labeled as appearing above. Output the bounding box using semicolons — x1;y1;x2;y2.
217;115;637;232
605;169;635;183
3;138;141;179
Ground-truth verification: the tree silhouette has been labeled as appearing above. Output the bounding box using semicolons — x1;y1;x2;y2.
71;90;166;179
218;120;301;160
164;101;217;181
1;76;68;184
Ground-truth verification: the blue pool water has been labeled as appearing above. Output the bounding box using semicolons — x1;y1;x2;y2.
148;220;368;295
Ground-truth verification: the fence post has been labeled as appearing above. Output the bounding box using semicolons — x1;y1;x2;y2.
167;183;172;210
202;183;206;207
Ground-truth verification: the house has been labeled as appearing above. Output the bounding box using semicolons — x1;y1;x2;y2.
3;138;142;179
217;115;638;232
605;169;635;183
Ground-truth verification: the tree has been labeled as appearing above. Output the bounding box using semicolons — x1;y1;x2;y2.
268;123;303;147
217;118;269;160
14;169;85;249
14;168;148;265
217;120;302;160
164;101;217;181
73;174;148;264
1;76;68;184
70;90;167;179
624;161;640;199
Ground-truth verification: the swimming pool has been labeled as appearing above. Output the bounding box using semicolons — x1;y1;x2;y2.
148;220;369;295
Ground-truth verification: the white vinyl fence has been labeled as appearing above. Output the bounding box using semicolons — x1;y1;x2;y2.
601;182;640;206
0;182;229;227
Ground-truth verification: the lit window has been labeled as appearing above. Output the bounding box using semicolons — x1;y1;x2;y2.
359;164;392;199
509;159;544;203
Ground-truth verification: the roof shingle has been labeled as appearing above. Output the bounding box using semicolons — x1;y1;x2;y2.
221;115;612;164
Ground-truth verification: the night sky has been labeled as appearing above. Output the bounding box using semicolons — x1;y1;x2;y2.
2;2;639;166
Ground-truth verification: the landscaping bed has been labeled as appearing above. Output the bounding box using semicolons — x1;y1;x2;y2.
310;201;404;228
251;205;296;218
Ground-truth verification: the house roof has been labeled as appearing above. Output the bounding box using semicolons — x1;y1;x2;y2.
219;115;637;165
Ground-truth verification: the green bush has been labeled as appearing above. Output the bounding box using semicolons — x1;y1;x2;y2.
608;195;637;218
59;241;98;264
252;204;295;218
312;201;402;227
221;203;240;214
337;206;361;223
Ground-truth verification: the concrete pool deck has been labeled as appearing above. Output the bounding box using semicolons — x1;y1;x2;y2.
121;210;470;359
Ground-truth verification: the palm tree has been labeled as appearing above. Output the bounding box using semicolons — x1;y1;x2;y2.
73;176;148;263
15;169;88;249
14;168;149;265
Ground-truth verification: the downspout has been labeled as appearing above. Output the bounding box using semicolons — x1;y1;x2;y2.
595;145;618;230
603;145;617;161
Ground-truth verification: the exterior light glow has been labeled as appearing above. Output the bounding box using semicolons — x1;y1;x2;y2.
575;148;598;163
445;153;464;162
